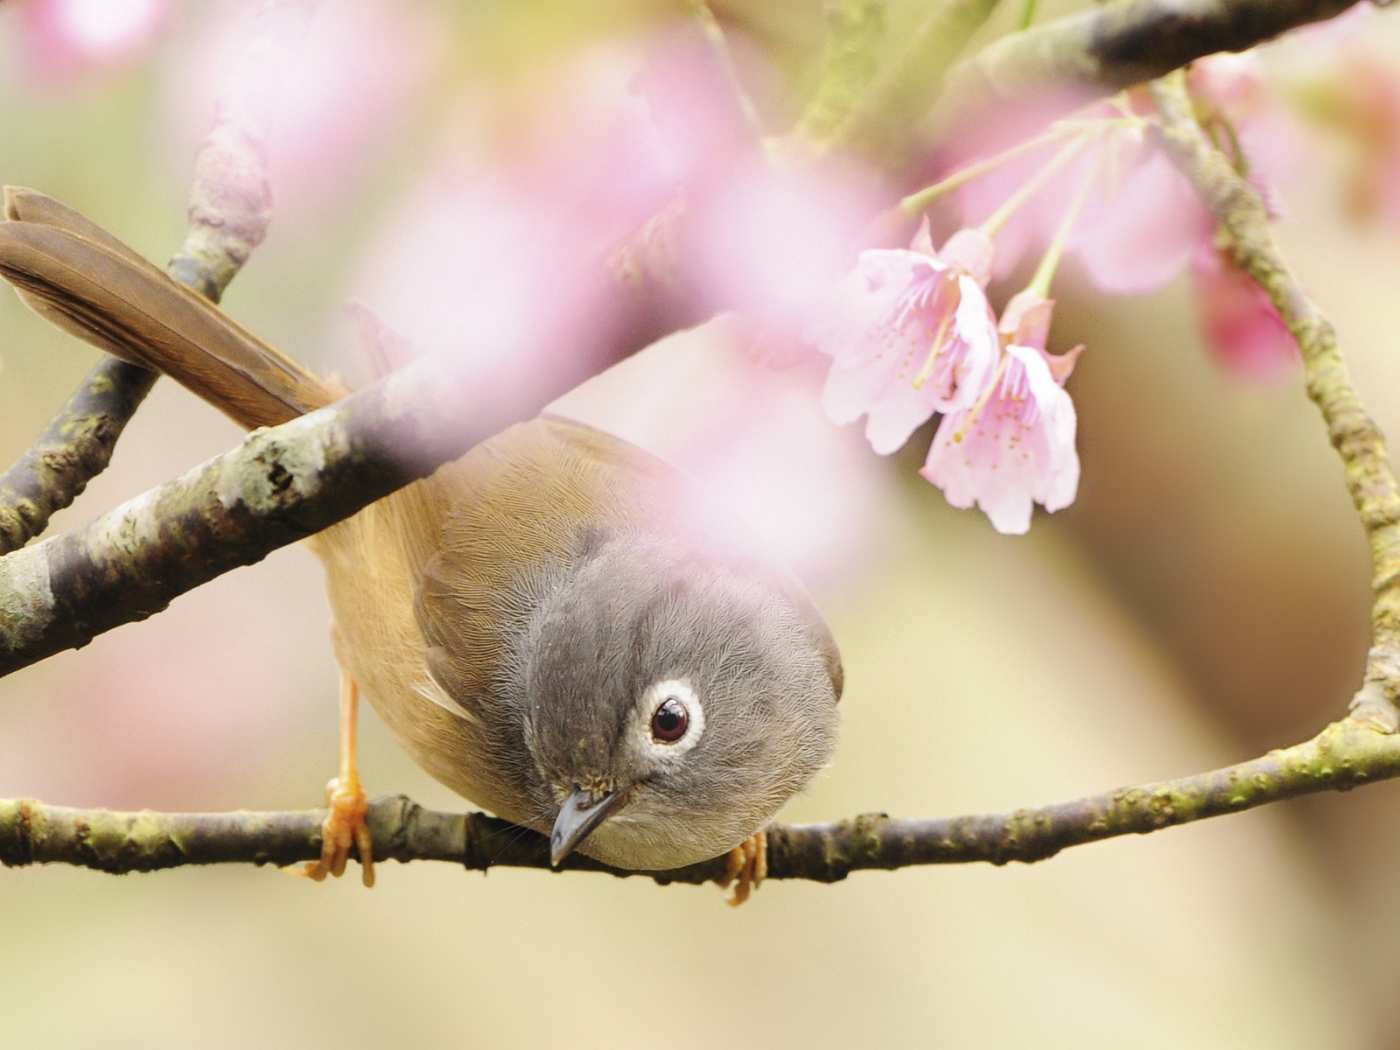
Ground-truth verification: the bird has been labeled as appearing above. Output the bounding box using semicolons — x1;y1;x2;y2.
0;187;843;901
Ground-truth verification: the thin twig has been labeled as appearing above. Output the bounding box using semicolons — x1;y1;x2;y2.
1150;70;1400;725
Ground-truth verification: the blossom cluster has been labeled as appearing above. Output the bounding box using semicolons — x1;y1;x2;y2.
805;48;1333;534
810;222;1079;535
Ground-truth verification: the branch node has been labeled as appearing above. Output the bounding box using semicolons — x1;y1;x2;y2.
1350;676;1400;733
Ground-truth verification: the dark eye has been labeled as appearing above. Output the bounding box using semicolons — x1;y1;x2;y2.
650;698;689;743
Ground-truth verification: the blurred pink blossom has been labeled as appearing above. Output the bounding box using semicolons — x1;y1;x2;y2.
1070;139;1215;295
921;290;1081;536
808;221;999;455
955;115;1208;291
550;318;892;588
16;0;171;86
632;25;763;186
1290;50;1400;228
690;154;882;323
168;0;430;218
1191;240;1299;386
349;41;702;421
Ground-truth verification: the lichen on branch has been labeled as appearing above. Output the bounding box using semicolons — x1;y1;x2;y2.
7;716;1400;881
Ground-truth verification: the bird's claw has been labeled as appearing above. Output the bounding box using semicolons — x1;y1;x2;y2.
287;774;375;887
717;829;767;906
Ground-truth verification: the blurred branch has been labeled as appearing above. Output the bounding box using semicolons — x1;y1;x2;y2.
793;0;888;145
820;0;998;158
1151;70;1400;728
10;715;1400;881
928;0;1365;153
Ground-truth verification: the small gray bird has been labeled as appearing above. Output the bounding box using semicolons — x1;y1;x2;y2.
0;188;843;891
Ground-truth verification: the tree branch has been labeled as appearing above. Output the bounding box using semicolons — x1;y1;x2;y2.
0;358;156;555
929;0;1367;152
0;338;612;677
9;714;1400;880
0;1;300;554
1150;70;1400;726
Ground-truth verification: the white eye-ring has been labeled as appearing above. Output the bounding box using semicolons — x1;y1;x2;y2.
638;679;704;758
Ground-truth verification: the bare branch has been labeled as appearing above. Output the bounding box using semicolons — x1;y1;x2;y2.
930;0;1366;151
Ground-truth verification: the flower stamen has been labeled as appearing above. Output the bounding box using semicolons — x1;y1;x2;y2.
909;273;963;390
953;353;1011;443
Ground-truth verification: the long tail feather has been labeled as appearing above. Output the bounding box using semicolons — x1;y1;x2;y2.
0;187;343;430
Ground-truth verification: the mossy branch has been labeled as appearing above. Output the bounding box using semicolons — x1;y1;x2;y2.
0;358;157;555
0;339;613;677
7;714;1400;881
1150;70;1400;723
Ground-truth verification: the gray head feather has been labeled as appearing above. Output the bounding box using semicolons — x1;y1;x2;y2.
493;530;839;870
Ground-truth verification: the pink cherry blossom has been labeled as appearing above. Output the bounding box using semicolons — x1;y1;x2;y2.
167;0;431;220
920;292;1080;535
809;223;999;455
1191;240;1299;386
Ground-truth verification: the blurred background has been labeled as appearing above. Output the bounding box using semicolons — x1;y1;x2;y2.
0;0;1397;1046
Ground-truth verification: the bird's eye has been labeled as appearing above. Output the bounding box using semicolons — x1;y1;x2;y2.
650;697;689;743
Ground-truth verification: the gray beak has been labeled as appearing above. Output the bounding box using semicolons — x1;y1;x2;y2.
550;787;623;866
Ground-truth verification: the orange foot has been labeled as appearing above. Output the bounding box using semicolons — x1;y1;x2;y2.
717;829;767;906
286;674;376;887
299;772;375;887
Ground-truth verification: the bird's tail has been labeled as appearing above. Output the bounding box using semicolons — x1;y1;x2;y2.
0;186;343;430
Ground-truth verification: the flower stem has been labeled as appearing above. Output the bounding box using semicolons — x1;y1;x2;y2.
899;125;1072;216
1027;133;1106;298
977;132;1091;239
1018;0;1040;30
686;0;766;143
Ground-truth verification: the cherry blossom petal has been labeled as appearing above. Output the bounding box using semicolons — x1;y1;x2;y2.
1072;147;1214;295
920;344;1080;535
811;242;999;455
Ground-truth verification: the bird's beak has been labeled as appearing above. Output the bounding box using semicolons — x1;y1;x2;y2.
550;787;624;866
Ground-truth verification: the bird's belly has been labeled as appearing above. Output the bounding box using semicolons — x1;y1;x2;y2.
308;491;532;826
